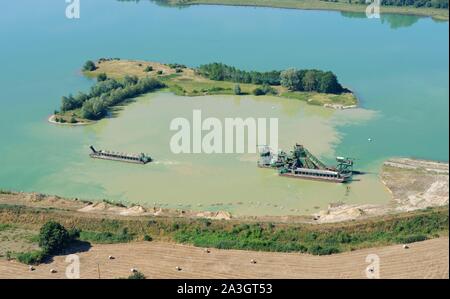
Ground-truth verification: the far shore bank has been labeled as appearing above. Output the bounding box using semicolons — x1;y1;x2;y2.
174;0;449;21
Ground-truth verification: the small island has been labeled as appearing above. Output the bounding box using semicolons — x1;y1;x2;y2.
51;58;358;124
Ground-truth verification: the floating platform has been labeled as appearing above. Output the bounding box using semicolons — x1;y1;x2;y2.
258;144;354;183
89;146;152;164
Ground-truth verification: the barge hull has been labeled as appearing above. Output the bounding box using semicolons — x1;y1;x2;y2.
89;154;147;165
279;173;347;183
257;164;276;169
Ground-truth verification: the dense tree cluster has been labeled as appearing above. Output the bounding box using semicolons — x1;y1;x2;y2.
38;221;75;255
280;68;343;93
383;0;449;8
197;63;281;85
197;63;344;94
60;76;165;120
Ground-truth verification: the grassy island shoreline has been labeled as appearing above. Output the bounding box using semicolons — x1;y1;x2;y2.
52;58;358;124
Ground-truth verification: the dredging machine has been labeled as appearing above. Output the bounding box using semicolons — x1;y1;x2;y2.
89;146;152;164
258;143;354;183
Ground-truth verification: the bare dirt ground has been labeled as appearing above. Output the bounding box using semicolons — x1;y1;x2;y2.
0;237;448;279
314;158;449;223
382;158;449;210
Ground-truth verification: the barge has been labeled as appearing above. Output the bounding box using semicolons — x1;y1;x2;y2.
258;144;354;183
89;146;152;164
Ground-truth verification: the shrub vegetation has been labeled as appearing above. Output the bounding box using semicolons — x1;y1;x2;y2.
82;60;97;71
174;210;448;255
60;76;165;120
127;271;146;279
16;221;78;265
16;250;46;265
79;228;133;244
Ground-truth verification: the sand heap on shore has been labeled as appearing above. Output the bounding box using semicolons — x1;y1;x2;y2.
77;201;232;220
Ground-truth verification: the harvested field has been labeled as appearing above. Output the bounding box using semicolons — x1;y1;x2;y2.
0;237;448;279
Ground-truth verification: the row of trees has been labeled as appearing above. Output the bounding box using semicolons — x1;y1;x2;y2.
380;0;449;8
197;63;282;86
61;76;165;120
197;63;344;94
324;0;448;8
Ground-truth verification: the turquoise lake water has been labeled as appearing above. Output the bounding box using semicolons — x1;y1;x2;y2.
0;1;448;215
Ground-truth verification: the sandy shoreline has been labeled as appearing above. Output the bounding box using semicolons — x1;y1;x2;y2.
47;114;91;126
1;158;448;224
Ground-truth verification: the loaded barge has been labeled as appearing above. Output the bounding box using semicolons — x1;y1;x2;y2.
89;146;152;164
258;143;354;183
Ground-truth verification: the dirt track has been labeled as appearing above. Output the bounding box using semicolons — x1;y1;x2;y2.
1;237;448;279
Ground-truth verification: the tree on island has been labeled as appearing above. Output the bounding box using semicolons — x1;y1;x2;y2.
280;68;301;91
80;97;108;120
318;72;342;94
97;73;108;82
199;63;344;94
280;68;343;94
302;70;319;92
60;76;165;121
82;60;97;71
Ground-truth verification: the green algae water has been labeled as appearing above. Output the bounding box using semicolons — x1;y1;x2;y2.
0;1;448;216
